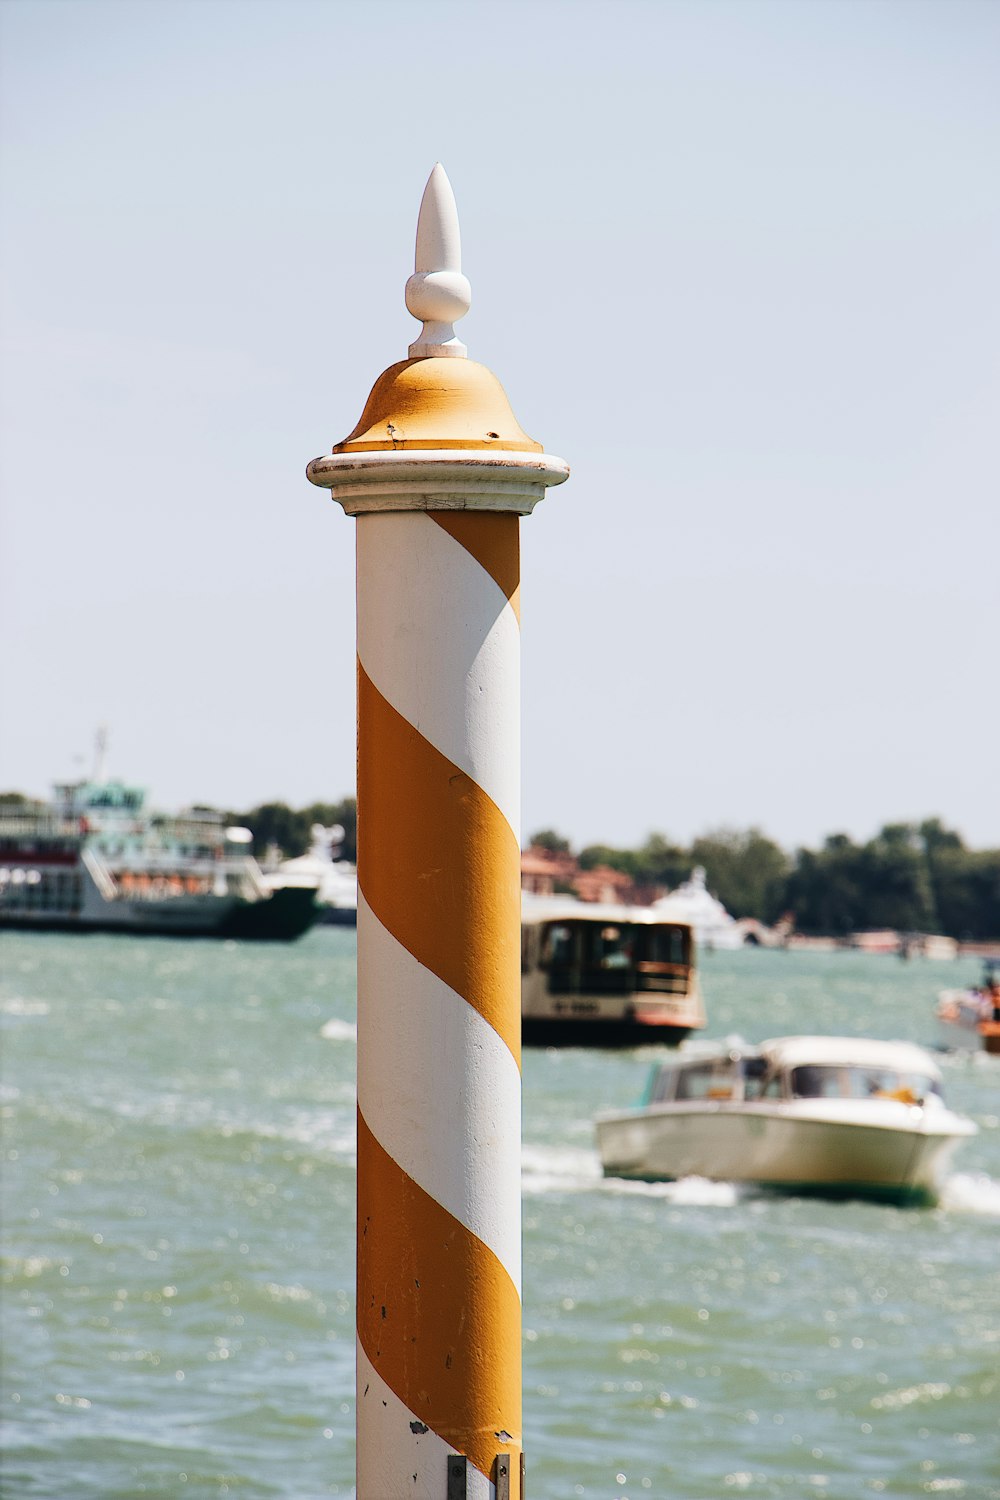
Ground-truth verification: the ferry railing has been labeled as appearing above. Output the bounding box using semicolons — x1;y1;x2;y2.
81;845;120;901
0;815;81;839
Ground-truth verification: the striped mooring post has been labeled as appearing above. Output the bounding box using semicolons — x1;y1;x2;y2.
308;165;568;1498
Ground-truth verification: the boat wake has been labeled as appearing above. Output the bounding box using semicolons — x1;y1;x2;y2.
520;1141;739;1205
521;1141;601;1194
602;1174;740;1206
938;1171;1000;1217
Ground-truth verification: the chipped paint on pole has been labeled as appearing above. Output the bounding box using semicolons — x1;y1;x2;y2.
309;164;567;1498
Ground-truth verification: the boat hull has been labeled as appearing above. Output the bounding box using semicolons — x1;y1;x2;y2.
523;1015;697;1048
0;885;317;941
317;905;358;928
595;1101;974;1205
937;1016;1000;1056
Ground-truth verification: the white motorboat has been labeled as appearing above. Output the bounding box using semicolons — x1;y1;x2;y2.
595;1035;976;1205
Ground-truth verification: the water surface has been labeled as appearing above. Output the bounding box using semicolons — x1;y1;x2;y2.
2;935;998;1497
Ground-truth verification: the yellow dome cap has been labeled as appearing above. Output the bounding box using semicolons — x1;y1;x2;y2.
332;357;543;455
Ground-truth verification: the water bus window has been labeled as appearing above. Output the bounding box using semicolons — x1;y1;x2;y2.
542;924;577;968
640;924;689;967
634;923;690;995
541;920;639;995
596;926;631;969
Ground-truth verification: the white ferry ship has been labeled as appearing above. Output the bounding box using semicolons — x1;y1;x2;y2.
0;776;317;941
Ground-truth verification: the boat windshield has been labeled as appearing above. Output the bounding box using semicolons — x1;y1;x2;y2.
741;1055;768;1099
789;1065;942;1104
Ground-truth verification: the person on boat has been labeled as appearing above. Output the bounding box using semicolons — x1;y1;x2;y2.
988;978;1000;1023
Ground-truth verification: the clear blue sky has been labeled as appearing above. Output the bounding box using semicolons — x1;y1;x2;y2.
2;0;997;853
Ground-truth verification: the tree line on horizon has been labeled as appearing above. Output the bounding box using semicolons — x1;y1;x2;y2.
239;799;358;865
528;818;1000;942
4;788;996;939
243;802;998;940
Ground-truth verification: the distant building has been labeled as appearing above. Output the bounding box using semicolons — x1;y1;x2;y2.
520;844;579;897
520;844;645;905
572;863;636;905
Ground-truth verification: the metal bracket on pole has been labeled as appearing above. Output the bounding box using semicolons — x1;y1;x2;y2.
446;1451;522;1497
446;1455;467;1499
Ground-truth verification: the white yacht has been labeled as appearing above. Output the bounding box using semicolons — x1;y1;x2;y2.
264;824;358;926
595;1035;976;1204
651;867;745;950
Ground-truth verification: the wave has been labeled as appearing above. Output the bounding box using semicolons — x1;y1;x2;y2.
79;1089;360;1165
521;1141;602;1194
0;995;50;1017
320;1018;357;1042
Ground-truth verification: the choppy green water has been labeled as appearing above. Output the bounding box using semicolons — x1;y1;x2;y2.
2;933;998;1498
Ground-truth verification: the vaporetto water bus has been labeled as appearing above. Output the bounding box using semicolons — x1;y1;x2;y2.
0;776;317;941
521;895;706;1046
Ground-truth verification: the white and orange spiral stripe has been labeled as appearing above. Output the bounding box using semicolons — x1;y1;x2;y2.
355;508;522;1498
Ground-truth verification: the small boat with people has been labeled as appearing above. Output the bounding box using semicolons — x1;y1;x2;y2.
936;963;1000;1055
521;895;706;1046
595;1034;976;1204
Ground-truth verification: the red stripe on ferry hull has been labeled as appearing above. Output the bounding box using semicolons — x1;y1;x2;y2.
0;850;79;867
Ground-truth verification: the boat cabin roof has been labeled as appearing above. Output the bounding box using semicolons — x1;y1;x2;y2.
521;896;693;931
758;1035;943;1080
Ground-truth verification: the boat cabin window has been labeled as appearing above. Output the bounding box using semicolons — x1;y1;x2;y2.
790;1065;941;1104
634;923;691;996
675;1060;738;1101
595;926;631;969
542;923;578;968
540;919;637;994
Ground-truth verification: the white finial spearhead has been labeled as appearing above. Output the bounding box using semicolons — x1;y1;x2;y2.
406;164;471;359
